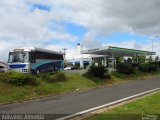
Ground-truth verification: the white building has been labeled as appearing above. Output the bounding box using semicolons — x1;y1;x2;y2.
81;46;156;68
67;43;92;68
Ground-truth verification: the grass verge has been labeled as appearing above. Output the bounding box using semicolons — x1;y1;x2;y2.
0;71;160;104
85;92;160;120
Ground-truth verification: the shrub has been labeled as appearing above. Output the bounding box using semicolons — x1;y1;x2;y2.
88;64;108;78
139;63;150;72
157;61;160;68
54;72;66;81
116;62;134;74
132;63;139;69
0;72;9;82
138;56;146;63
111;71;127;79
38;72;66;82
38;73;54;83
104;73;111;79
0;71;38;86
116;57;123;64
47;75;56;83
139;62;159;72
149;62;159;71
26;75;39;85
75;63;80;68
38;73;50;81
7;72;27;86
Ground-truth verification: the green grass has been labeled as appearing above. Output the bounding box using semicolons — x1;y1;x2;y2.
111;70;160;80
0;71;160;104
0;73;105;104
85;92;160;120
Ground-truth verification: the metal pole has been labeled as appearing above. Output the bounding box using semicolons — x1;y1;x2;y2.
152;35;159;52
151;35;160;61
62;48;67;60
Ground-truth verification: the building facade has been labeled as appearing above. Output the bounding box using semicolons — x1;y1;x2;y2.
81;46;156;68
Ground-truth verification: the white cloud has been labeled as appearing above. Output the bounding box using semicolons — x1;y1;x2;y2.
44;44;82;60
0;1;79;61
105;41;142;50
1;0;160;62
44;0;160;36
82;31;102;48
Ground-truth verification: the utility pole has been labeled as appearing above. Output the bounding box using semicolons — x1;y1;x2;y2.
152;35;160;52
62;48;67;60
151;35;160;61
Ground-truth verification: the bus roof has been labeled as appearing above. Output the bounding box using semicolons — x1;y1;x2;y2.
10;47;64;55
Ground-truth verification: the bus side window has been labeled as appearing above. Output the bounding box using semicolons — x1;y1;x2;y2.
30;53;36;63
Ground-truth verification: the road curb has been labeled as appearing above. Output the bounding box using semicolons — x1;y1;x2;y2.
57;88;160;120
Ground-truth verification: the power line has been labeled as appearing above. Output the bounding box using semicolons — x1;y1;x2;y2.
0;2;28;11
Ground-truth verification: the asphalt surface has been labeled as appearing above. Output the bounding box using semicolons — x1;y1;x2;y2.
0;77;160;119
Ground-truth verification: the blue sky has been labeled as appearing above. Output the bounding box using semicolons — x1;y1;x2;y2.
30;4;51;12
0;0;160;61
100;33;150;44
63;23;87;41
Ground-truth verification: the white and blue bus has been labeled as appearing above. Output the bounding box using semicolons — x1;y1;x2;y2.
8;47;64;74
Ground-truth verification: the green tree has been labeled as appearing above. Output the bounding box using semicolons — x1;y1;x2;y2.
138;56;146;63
148;56;153;62
155;56;159;62
116;57;123;64
64;60;69;68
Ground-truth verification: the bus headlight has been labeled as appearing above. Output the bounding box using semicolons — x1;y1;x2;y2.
22;69;28;72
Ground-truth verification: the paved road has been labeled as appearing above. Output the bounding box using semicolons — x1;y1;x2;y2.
0;77;160;119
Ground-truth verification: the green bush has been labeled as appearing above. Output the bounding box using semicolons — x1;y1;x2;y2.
104;73;111;79
157;61;160;68
38;73;50;81
38;73;55;83
7;72;27;86
0;72;10;82
150;62;159;71
26;75;40;85
116;62;134;74
38;72;66;82
139;62;159;72
88;65;108;78
54;72;66;81
74;63;80;68
111;71;127;79
132;63;139;69
0;71;38;86
116;57;123;64
139;63;150;72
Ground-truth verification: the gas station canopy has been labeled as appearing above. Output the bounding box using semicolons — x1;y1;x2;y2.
81;46;156;57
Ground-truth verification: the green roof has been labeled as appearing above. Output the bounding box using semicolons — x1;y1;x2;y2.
109;46;155;55
81;46;156;57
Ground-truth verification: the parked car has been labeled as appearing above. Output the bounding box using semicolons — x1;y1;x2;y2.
0;67;8;73
0;61;8;73
71;66;79;70
64;66;71;70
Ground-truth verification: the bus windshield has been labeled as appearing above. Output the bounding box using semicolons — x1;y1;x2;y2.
8;52;29;63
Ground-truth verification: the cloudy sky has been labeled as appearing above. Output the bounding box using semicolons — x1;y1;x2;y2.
0;0;160;61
